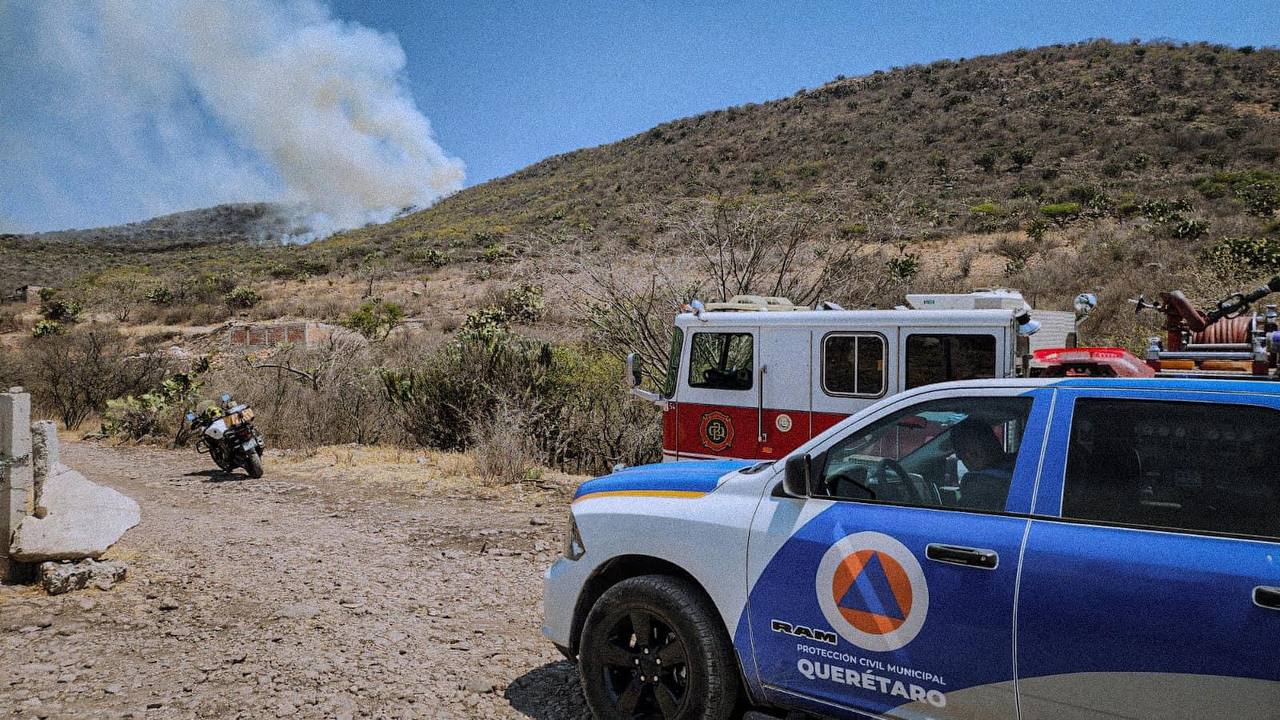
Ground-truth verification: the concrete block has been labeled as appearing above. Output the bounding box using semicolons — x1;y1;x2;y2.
40;559;127;595
31;420;57;505
10;466;140;562
1;390;35;583
0;391;33;459
2;390;34;559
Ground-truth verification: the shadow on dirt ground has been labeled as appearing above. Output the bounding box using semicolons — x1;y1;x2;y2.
505;661;591;719
181;468;251;482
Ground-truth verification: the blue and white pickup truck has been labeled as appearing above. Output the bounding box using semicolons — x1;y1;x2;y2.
543;378;1280;720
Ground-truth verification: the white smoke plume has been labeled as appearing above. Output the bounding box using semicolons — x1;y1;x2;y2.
0;0;463;238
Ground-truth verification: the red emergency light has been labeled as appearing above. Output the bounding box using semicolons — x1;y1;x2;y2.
1031;347;1155;377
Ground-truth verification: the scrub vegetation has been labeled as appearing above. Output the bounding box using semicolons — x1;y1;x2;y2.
3;40;1279;478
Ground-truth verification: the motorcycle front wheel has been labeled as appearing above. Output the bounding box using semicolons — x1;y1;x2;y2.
244;451;264;479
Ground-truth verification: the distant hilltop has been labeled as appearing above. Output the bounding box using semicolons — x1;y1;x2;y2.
8;204;298;249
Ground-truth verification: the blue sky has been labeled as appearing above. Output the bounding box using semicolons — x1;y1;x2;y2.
2;0;1277;233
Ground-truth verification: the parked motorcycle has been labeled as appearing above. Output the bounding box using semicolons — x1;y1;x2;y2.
187;394;265;478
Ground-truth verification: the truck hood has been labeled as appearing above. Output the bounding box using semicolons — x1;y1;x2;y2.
572;459;754;502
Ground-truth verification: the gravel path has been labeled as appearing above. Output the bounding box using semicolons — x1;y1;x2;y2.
0;442;593;720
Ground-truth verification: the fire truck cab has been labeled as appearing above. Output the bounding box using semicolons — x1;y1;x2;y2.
632;291;1069;462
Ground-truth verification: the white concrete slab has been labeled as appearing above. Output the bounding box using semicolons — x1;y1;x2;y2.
10;464;140;562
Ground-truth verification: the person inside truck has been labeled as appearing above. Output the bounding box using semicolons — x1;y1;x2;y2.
951;417;1017;510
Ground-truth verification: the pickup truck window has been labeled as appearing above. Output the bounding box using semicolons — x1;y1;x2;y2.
1063;398;1280;539
816;396;1032;512
905;334;996;390
688;332;753;391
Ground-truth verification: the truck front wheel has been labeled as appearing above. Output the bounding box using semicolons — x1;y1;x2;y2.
579;574;739;720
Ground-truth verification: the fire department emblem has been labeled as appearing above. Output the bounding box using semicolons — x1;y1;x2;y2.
816;532;928;652
698;411;734;452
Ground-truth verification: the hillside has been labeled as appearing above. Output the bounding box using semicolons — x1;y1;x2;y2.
4;40;1279;337
332;39;1279;253
3;39;1280;476
14;203;295;247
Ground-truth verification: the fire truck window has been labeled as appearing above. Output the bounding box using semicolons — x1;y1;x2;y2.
688;332;753;391
905;334;996;390
1062;399;1280;539
823;335;885;396
662;328;684;399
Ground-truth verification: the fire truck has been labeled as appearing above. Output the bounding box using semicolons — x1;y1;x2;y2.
1135;275;1280;377
1028;275;1280;379
627;277;1280;463
626;290;1073;462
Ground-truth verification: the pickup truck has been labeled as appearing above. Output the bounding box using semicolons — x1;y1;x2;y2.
542;377;1280;720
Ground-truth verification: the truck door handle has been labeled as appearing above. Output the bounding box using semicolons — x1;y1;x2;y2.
926;544;999;570
1254;586;1280;610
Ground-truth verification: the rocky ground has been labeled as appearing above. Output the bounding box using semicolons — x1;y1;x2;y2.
0;442;593;719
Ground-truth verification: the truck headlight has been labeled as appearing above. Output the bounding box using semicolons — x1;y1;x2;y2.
563;512;585;561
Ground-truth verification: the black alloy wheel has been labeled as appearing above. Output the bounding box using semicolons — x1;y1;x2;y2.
579;575;739;720
601;608;690;717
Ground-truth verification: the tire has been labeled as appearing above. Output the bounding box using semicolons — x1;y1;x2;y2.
209;444;232;472
579;575;740;720
244;452;264;479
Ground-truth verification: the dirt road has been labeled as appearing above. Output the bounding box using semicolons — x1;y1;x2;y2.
0;442;593;719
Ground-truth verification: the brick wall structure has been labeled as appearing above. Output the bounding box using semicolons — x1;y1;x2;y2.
224;321;339;350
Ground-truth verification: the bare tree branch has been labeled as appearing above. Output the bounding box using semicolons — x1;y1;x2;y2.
250;362;319;391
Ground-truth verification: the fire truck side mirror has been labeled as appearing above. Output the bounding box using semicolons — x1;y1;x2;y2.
625;352;664;405
781;454;812;498
625;352;642;388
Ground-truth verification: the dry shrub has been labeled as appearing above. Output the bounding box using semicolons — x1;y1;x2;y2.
139;303;230;327
101;364;205;446
382;334;659;475
0;305;21;333
249;285;352;323
553;352;661;472
565;196;904;389
0;342;25;390
21;324;170;429
207;335;402;449
469;399;538;485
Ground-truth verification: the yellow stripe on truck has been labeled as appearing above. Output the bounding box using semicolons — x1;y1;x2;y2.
572;490;708;505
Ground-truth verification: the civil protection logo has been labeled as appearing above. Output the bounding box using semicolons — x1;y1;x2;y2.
816;532;928;652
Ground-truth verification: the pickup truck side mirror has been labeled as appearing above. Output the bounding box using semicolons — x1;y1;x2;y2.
781;454;812;498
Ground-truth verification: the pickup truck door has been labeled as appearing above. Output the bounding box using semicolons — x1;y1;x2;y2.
1017;387;1280;719
743;386;1053;719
